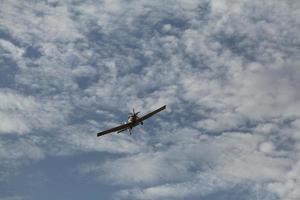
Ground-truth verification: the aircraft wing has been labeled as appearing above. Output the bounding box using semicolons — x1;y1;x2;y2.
97;122;132;137
136;105;166;123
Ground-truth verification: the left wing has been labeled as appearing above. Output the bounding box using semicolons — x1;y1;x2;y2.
136;105;166;124
97;122;132;137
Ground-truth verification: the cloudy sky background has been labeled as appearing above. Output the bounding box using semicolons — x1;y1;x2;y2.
0;0;300;199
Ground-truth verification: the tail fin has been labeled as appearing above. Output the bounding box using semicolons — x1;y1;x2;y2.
117;128;127;134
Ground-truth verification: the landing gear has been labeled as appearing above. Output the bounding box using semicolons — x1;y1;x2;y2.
141;121;144;125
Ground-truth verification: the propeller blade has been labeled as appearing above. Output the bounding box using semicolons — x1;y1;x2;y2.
129;108;139;116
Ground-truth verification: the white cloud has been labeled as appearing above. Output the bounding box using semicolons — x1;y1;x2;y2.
0;196;26;200
0;39;24;59
60;124;146;155
99;151;191;185
0;0;300;199
0;89;71;135
0;0;82;43
71;65;97;78
259;142;275;154
0;90;37;134
0;138;44;160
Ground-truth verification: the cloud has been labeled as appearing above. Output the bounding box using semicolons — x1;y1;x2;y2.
0;196;26;200
80;131;291;199
98;151;192;185
0;0;299;199
0;90;39;134
0;89;71;135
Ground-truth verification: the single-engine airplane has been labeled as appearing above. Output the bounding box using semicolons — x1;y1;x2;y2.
97;105;166;137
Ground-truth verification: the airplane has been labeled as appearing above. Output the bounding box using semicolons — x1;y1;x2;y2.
97;105;166;137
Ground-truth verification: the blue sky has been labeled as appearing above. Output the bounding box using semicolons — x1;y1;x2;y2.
0;0;300;199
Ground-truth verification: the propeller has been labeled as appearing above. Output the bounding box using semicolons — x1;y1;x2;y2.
128;108;140;117
133;108;140;116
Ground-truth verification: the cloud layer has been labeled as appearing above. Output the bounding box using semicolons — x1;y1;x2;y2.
0;0;299;199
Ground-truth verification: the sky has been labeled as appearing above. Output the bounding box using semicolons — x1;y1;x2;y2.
0;0;300;199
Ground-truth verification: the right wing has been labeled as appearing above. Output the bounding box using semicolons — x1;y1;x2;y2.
97;122;132;137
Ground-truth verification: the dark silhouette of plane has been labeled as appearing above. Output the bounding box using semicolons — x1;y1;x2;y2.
97;105;166;137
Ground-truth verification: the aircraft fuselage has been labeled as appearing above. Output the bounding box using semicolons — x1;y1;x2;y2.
127;115;143;128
